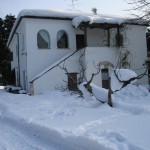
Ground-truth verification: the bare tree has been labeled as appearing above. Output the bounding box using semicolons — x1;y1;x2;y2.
126;0;150;19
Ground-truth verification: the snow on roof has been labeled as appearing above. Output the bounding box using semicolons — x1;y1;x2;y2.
17;9;127;20
7;9;149;46
7;9;84;46
19;9;127;28
18;9;83;19
72;15;125;28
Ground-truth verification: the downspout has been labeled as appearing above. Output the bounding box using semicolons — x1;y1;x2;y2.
15;33;20;86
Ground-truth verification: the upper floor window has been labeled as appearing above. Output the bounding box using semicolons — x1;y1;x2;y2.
37;30;50;49
57;30;68;48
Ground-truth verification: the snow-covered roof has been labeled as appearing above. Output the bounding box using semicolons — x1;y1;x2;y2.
17;9;84;19
72;15;125;28
7;9;149;46
7;9;84;46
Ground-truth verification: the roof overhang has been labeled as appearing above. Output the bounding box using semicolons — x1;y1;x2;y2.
72;15;149;29
74;22;124;30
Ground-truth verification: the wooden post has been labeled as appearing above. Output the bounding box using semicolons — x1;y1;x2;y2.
108;77;113;107
30;82;34;96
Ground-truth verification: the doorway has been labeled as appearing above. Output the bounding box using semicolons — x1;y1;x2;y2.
76;34;85;50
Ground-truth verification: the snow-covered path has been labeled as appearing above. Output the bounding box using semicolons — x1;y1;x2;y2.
0;103;111;150
0;103;58;150
0;85;150;150
0;118;46;150
0;114;113;150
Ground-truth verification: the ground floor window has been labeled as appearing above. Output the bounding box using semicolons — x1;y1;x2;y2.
67;73;78;91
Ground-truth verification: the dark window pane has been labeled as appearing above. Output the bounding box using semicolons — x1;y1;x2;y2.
37;30;50;49
57;30;68;48
68;73;78;91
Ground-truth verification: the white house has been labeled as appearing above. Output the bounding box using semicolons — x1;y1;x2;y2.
7;9;149;95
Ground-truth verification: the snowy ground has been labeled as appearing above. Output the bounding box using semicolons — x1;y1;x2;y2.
0;85;150;150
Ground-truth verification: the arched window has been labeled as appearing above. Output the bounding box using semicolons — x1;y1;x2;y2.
57;30;68;48
37;30;50;49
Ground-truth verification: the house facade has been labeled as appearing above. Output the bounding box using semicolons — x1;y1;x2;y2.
7;9;148;95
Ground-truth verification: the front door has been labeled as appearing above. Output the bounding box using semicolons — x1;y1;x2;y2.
101;69;109;89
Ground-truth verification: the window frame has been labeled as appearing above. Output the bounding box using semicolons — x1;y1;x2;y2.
57;30;69;49
67;73;78;91
37;29;50;49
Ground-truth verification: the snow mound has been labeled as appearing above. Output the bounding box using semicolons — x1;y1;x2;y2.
5;85;21;92
79;82;92;101
79;82;108;103
91;83;108;102
115;84;149;99
0;86;4;89
111;69;137;92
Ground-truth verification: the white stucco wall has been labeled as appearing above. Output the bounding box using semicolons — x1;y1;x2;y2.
9;19;28;89
87;28;107;47
84;25;148;86
32;52;80;95
125;25;148;85
10;35;18;70
84;47;118;87
25;18;77;83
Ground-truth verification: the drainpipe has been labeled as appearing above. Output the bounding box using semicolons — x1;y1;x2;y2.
15;33;20;86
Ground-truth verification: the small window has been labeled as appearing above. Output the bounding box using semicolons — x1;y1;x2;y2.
67;73;78;91
57;30;68;48
37;30;50;49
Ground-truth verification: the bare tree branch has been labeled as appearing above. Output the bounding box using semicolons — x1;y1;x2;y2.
126;0;150;19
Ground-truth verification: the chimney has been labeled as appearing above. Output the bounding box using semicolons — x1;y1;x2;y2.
92;7;97;15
